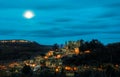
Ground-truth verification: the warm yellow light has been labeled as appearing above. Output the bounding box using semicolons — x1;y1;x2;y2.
9;62;19;68
48;53;51;56
28;64;35;67
56;55;61;59
84;50;91;54
65;67;68;70
74;48;80;55
65;66;72;71
46;51;54;57
44;56;48;59
73;67;77;71
55;68;59;72
25;63;29;66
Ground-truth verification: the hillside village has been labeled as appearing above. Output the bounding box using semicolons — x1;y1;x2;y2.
0;39;120;77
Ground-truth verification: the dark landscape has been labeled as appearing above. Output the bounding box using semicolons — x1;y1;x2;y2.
0;0;120;77
0;39;120;77
0;40;52;62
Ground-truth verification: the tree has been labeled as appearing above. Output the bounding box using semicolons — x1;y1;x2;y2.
21;64;33;77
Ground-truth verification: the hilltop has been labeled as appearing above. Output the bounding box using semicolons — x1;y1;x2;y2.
0;40;52;61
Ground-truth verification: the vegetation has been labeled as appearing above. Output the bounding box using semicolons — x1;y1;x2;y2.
62;39;120;66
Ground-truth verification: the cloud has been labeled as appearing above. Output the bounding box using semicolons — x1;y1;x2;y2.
0;0;120;45
96;12;118;18
65;24;109;29
54;18;73;22
102;31;120;34
0;30;16;35
107;3;120;8
103;38;120;39
25;29;97;38
36;4;64;10
39;22;56;25
0;0;73;10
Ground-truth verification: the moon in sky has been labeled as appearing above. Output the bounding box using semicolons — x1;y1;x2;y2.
23;10;35;19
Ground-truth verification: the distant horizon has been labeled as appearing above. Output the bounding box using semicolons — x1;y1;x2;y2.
0;38;119;45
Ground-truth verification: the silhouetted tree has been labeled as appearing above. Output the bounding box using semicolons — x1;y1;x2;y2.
105;65;115;77
21;64;33;77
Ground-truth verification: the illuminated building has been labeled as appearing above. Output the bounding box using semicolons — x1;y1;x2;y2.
74;47;80;55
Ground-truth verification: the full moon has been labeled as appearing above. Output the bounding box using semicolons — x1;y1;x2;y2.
23;10;35;19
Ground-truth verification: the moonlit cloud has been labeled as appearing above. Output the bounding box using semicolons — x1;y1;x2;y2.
0;0;120;45
0;30;16;35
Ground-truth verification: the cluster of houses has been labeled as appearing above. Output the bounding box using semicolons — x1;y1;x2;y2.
0;40;91;74
21;40;82;72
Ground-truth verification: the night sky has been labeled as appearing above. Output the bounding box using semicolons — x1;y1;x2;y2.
0;0;120;45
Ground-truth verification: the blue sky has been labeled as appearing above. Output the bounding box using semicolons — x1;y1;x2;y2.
0;0;120;45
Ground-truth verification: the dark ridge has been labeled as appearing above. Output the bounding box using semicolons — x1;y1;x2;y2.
0;40;52;62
